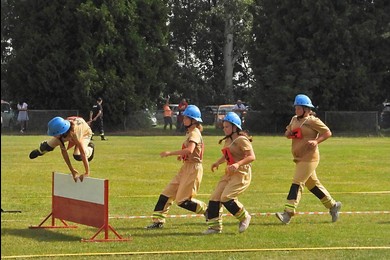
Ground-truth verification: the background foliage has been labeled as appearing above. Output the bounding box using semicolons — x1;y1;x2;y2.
1;0;389;129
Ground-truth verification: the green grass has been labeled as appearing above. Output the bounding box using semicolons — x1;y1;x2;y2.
1;132;390;259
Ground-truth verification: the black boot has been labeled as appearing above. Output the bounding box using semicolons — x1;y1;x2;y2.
29;149;42;159
88;142;95;161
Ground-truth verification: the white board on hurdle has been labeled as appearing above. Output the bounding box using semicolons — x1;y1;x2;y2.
52;172;108;228
53;172;105;205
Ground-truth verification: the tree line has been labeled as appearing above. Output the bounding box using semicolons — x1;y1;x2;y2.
1;0;389;129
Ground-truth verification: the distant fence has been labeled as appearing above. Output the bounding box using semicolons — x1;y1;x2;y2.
25;110;79;134
244;110;379;136
324;111;378;136
4;109;380;136
244;111;291;134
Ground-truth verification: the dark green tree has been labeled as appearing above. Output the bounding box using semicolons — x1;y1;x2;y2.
2;0;173;128
249;0;389;112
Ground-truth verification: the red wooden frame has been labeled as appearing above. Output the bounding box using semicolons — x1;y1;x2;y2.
29;172;131;242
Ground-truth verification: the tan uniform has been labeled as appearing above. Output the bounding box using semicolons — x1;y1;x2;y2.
46;117;93;158
151;127;207;223
207;136;253;231
284;115;336;214
210;136;252;202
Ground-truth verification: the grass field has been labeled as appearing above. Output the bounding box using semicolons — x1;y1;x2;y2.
1;131;390;259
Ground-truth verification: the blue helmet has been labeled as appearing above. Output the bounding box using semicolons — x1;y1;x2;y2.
47;117;70;136
223;112;242;130
183;105;202;122
294;94;315;108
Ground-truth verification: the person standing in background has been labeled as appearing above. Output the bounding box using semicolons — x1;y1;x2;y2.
163;96;173;130
89;97;107;141
177;98;188;132
17;101;29;133
233;99;247;122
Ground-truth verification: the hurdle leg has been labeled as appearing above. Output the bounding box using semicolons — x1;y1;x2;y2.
81;224;131;242
29;212;77;229
1;208;22;213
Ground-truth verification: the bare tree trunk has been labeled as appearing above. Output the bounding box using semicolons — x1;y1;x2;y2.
224;14;234;103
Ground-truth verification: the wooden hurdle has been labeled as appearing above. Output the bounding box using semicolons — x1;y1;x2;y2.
29;172;131;242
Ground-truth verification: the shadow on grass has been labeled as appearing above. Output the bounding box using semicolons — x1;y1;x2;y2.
135;230;237;237
111;225;237;237
1;227;82;241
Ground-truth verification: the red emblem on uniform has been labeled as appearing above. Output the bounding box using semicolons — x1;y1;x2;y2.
221;147;235;165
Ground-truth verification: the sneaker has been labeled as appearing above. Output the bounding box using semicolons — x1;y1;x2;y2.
239;213;252;233
275;211;291;224
29;149;42;159
145;222;164;229
202;228;221;235
330;201;342;222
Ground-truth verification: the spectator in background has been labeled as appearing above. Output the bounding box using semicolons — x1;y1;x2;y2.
89;97;107;141
163;96;173;130
177;98;188;132
233;99;247;122
17;101;29;133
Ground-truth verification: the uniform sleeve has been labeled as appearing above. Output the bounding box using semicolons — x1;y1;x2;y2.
188;129;202;144
237;137;252;152
308;117;330;134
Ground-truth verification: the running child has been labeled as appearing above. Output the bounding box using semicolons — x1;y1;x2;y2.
203;112;255;234
275;94;342;224
146;105;207;229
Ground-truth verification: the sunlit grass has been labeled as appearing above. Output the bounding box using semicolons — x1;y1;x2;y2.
1;134;390;259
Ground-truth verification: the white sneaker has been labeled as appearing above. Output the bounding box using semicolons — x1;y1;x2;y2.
330;201;342;222
202;228;221;235
238;213;251;233
275;211;291;224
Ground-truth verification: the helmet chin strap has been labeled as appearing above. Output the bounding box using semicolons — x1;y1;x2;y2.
184;120;195;130
224;128;240;140
225;133;234;141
